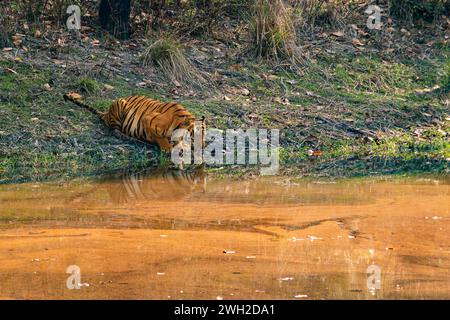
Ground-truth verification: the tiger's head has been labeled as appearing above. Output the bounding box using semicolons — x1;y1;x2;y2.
174;115;206;149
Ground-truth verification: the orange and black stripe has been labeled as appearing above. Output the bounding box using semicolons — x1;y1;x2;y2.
64;93;205;152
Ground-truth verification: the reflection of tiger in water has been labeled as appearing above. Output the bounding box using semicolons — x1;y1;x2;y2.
63;93;205;152
106;168;207;204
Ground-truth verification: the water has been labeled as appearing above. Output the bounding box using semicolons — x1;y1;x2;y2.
0;170;449;299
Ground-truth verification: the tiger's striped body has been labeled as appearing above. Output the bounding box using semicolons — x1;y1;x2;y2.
64;93;205;152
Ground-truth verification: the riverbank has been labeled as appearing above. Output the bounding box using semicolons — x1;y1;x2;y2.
0;10;448;184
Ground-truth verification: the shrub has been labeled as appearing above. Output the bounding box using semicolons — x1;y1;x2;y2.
388;0;448;23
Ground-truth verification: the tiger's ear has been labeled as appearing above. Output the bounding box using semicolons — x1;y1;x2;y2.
201;116;206;123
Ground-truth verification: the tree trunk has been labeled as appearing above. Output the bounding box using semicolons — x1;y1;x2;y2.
99;0;131;39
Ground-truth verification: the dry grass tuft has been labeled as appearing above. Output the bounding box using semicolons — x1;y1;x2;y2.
142;37;207;88
251;0;301;63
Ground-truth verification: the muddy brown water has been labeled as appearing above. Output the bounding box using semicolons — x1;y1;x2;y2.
0;170;449;299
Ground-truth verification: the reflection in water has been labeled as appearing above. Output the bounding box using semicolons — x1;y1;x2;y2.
105;168;207;204
0;173;449;299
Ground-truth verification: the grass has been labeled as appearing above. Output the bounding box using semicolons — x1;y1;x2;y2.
0;60;159;183
74;76;100;94
0;35;448;183
281;125;450;163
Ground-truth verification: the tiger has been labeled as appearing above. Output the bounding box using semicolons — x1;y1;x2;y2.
63;92;206;152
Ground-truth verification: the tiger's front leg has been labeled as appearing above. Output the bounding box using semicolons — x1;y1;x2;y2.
155;138;188;170
154;137;173;152
113;129;153;147
155;137;184;169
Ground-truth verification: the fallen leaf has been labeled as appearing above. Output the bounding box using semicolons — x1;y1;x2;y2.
273;97;289;105
66;92;83;100
331;31;344;37
57;38;66;47
230;64;242;71
307;150;323;157
241;88;250;96
352;38;364;46
273;97;282;104
261;74;278;81
358;29;368;36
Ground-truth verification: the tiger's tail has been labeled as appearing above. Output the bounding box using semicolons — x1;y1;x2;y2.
63;93;103;119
